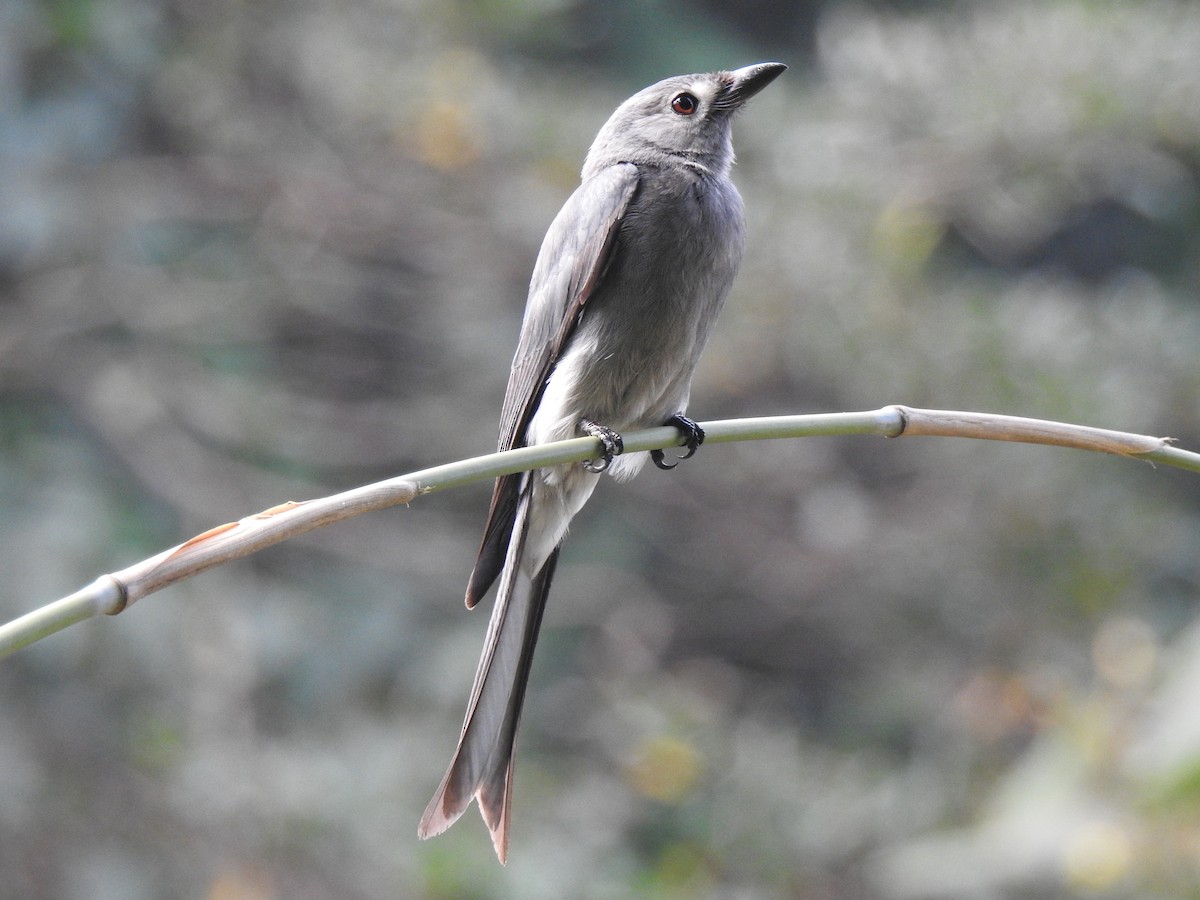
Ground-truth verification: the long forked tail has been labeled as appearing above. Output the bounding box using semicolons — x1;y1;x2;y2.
418;476;560;863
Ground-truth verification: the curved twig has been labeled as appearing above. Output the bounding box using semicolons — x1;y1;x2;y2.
0;406;1194;659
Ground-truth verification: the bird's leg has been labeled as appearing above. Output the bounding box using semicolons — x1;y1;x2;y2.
651;414;705;470
580;419;624;473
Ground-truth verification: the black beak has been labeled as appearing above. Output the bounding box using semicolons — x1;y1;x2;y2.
724;62;787;107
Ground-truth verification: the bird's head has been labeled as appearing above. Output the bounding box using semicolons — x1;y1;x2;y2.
583;62;786;180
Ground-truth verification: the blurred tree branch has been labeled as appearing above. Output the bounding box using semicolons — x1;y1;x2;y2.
1;405;1196;660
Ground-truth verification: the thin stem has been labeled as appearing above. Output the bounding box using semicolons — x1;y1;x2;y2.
0;407;1190;660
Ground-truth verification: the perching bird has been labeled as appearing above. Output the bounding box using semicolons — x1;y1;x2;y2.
418;62;786;861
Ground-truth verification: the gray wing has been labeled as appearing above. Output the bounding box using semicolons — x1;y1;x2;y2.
464;162;640;607
497;161;641;453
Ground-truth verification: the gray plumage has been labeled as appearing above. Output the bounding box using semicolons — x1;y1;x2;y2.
417;62;786;861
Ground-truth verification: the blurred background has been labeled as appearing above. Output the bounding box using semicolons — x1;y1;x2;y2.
2;0;1200;896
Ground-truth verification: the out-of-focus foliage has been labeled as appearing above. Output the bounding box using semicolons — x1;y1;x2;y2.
2;0;1200;897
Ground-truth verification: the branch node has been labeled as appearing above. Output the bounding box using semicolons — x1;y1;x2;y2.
883;405;909;438
102;575;130;616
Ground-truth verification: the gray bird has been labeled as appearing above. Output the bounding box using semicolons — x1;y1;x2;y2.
418;62;786;861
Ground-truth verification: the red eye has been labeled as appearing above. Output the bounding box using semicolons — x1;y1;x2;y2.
671;92;698;115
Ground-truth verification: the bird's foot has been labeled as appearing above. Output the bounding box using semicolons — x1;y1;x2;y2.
651;414;705;470
580;419;624;473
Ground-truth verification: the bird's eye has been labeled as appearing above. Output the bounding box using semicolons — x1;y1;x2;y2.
670;93;698;115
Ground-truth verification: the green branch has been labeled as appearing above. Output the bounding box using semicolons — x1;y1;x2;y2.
1;406;1196;660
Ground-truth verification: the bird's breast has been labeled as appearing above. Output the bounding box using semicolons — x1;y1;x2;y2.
548;170;746;430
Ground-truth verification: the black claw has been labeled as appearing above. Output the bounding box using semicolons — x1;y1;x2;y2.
580;419;624;473
652;414;705;470
650;449;674;470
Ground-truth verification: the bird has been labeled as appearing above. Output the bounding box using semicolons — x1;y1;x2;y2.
417;62;786;862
